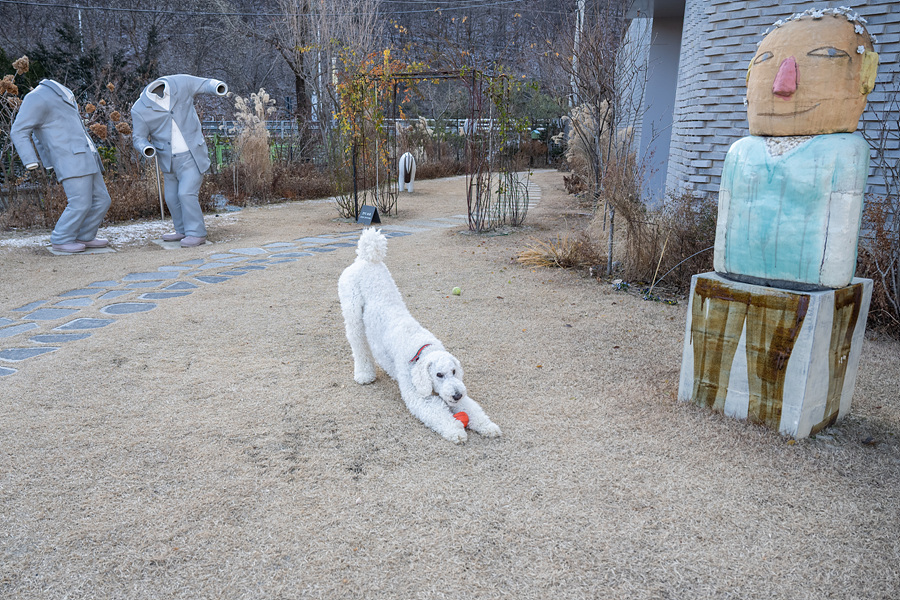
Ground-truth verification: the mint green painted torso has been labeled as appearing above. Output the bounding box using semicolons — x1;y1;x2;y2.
721;134;868;286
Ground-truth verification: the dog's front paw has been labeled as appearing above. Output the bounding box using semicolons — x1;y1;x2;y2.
474;421;502;438
354;370;376;385
442;422;468;444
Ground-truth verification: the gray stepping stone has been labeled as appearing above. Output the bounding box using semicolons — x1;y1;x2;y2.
218;270;248;276
237;265;266;270
194;276;229;284
269;258;298;264
164;281;198;290
297;236;340;244
59;288;101;297
0;318;12;327
31;333;91;344
329;242;356;248
151;239;210;250
249;259;269;264
0;347;59;361
101;302;157;315
123;272;177;281
47;245;114;256
193;261;235;271
179;259;205;265
55;298;93;308
0;323;39;338
139;292;191;300
158;265;192;271
308;247;338;253
229;247;268;256
271;252;313;258
88;280;118;287
126;281;163;289
24;308;80;321
263;242;295;248
0;366;17;376
385;232;412;238
210;253;239;259
55;318;114;330
98;290;131;300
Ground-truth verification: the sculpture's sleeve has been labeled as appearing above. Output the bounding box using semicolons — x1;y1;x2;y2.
713;139;741;273
204;78;228;97
172;74;228;99
10;92;45;169
820;134;870;287
130;109;155;158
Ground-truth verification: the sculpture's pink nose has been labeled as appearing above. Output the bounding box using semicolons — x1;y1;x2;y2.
773;56;798;97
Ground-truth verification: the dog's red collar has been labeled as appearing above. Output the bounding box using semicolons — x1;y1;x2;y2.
410;344;432;363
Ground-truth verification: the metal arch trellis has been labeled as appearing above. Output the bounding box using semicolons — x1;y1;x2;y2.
348;67;530;232
342;76;402;221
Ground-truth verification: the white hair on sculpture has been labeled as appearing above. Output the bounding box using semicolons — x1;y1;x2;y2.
760;6;877;46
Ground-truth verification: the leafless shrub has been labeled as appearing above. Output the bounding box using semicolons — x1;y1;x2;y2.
103;164;168;222
858;196;900;336
270;163;336;201
415;158;466;181
0;175;66;230
584;188;716;292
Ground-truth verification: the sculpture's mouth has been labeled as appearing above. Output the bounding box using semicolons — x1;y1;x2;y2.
755;102;821;117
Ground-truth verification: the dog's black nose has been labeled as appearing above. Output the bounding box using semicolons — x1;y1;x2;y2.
452;392;463;401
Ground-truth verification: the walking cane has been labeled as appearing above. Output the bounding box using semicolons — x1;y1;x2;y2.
153;154;165;223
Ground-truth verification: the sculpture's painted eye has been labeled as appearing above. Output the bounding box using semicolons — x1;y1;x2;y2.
808;46;849;58
452;369;456;375
754;51;773;64
436;372;444;379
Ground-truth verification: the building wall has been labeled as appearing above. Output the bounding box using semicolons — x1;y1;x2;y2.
640;14;683;202
665;0;900;199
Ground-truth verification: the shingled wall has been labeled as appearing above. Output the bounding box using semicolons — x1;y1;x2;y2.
664;0;899;199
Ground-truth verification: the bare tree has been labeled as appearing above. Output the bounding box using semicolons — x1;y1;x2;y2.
552;0;651;275
211;0;383;129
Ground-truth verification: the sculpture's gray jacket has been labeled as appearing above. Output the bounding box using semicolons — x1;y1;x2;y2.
10;80;102;181
130;75;227;173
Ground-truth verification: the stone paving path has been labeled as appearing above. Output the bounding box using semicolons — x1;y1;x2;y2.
0;179;541;378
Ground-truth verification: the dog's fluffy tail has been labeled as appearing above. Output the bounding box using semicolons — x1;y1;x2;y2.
356;228;387;263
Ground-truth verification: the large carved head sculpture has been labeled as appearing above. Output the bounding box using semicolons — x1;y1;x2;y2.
746;8;879;136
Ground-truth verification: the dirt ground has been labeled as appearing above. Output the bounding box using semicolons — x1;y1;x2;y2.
1;170;898;599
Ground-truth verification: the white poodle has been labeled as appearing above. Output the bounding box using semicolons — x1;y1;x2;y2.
338;228;501;443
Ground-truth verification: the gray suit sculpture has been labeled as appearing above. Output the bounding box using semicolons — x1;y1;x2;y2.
10;79;112;253
131;75;227;247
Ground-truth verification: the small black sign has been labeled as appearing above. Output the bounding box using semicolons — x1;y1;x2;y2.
357;205;381;225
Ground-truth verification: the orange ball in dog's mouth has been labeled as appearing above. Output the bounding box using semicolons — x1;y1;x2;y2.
453;411;469;428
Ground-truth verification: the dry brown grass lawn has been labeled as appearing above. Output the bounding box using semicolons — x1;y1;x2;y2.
0;170;898;599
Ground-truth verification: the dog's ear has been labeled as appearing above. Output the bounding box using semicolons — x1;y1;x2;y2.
411;358;433;397
453;356;463;381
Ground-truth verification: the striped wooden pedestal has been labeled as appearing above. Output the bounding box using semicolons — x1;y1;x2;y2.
678;272;872;439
